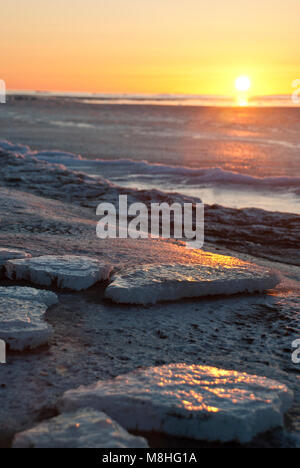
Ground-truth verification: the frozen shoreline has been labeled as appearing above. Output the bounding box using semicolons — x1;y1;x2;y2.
0;141;299;447
0;141;299;266
0;188;299;447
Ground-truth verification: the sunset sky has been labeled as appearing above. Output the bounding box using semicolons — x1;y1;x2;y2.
1;0;300;96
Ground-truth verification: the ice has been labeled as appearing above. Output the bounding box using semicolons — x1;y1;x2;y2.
0;248;31;275
5;256;113;291
24;142;300;196
12;408;148;448
0;297;53;350
0;139;204;212
1;140;299;265
0;286;58;307
0;143;116;208
105;263;280;304
59;363;293;443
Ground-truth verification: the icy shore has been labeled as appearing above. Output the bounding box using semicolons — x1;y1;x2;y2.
0;140;299;265
0;141;299;447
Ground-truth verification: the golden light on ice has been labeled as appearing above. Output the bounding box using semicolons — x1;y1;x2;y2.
235;75;251;92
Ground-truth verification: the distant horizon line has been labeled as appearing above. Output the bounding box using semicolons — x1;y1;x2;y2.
7;89;294;99
6;90;299;108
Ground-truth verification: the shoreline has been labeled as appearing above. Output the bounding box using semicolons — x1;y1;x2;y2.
0;172;299;446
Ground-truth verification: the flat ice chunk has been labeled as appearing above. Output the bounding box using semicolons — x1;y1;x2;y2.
105;263;280;304
0;286;58;307
59;364;293;443
12;408;149;448
0;248;31;272
0;297;53;350
5;256;112;291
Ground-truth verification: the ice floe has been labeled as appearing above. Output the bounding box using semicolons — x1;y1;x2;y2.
105;263;280;304
5;256;112;291
0;248;31;275
59;363;293;443
0;286;58;307
12;408;148;448
0;297;53;350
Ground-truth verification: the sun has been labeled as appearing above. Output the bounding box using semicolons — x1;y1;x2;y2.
235;75;251;92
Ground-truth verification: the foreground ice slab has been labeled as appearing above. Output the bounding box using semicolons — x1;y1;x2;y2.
12;408;149;448
105;263;280;304
5;256;112;291
59;364;293;443
0;248;31;274
0;297;53;350
0;286;58;307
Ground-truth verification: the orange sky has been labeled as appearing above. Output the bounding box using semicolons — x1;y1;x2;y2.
1;0;300;96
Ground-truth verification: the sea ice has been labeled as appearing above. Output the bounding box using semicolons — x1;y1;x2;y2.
12;408;149;448
59;363;293;443
0;286;58;307
105;263;280;304
5;255;112;291
1;140;299;266
0;248;31;275
0;297;53;350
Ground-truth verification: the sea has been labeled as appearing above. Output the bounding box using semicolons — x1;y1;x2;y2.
1;92;300;214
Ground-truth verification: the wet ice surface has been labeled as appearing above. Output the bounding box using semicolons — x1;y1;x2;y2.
0;297;53;351
12;409;148;448
105;263;280;304
59;363;293;443
5;256;112;291
0;286;58;307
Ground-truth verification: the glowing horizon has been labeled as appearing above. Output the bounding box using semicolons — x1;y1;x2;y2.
1;0;300;96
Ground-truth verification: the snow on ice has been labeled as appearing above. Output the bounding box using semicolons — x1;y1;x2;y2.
5;255;113;291
0;286;58;307
105;262;280;304
0;296;53;350
12;408;148;448
59;363;293;443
